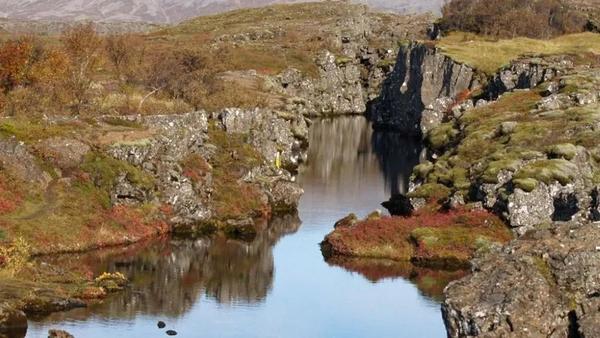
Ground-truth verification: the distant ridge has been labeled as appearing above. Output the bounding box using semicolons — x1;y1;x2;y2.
0;0;443;24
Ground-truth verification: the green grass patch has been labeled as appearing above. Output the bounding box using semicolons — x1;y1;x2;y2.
0;118;77;142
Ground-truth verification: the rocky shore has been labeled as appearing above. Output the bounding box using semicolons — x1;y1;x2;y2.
0;106;308;331
322;33;600;336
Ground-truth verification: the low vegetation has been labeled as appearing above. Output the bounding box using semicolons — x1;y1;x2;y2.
418;63;600;201
322;205;512;268
439;0;589;39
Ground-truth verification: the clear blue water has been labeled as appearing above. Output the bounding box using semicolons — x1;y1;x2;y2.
26;117;449;338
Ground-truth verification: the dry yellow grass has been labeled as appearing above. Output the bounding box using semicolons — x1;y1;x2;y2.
437;32;600;74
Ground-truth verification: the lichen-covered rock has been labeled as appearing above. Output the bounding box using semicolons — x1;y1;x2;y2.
270;51;366;117
219;108;309;170
36;137;90;170
0;136;52;187
105;112;212;225
262;10;433;118
507;183;554;234
487;55;573;99
443;222;600;337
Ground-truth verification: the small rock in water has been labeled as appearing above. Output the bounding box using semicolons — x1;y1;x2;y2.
48;329;75;338
166;330;178;336
157;321;166;329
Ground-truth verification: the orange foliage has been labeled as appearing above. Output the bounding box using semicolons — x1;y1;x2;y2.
0;175;22;215
0;38;34;93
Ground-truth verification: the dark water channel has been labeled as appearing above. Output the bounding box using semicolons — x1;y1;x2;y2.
27;116;458;338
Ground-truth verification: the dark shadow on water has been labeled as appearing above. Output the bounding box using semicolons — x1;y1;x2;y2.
371;131;422;196
33;214;301;324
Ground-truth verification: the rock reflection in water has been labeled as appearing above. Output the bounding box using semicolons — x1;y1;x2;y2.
325;256;467;302
371;132;422;195
302;116;422;199
35;214;301;324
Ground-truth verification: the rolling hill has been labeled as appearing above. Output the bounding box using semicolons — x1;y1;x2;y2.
0;0;443;24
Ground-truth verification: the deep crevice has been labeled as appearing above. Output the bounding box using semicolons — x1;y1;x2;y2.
568;310;582;338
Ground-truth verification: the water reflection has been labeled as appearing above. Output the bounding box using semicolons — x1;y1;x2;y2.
372;132;422;195
324;257;467;302
29;116;454;338
35;214;301;324
302;117;422;197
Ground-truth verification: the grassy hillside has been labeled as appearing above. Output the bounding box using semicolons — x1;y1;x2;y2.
0;1;430;117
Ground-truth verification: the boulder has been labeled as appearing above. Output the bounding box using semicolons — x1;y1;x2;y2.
0;136;52;187
507;183;554;234
443;223;600;337
36;137;90;170
381;194;414;216
0;304;27;332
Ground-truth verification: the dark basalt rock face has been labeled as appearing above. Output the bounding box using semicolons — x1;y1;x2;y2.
381;194;413;216
369;42;478;136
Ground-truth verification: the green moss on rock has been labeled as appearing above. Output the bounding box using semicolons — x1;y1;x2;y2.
514;159;577;186
413;161;434;180
408;183;451;201
546;143;578;160
513;178;539;192
427;123;460;151
80;153;155;192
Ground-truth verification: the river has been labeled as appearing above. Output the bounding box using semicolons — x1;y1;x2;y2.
27;116;457;338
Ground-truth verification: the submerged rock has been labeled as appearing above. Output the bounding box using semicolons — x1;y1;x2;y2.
48;329;74;338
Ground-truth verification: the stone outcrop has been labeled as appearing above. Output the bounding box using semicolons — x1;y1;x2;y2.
486;55;574;99
443;222;600;337
369;42;478;135
105;108;308;227
266;9;432;117
364;40;600;336
0;136;52;188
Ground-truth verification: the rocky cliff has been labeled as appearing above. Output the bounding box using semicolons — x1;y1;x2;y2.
368;42;479;136
381;52;600;336
266;8;433;117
